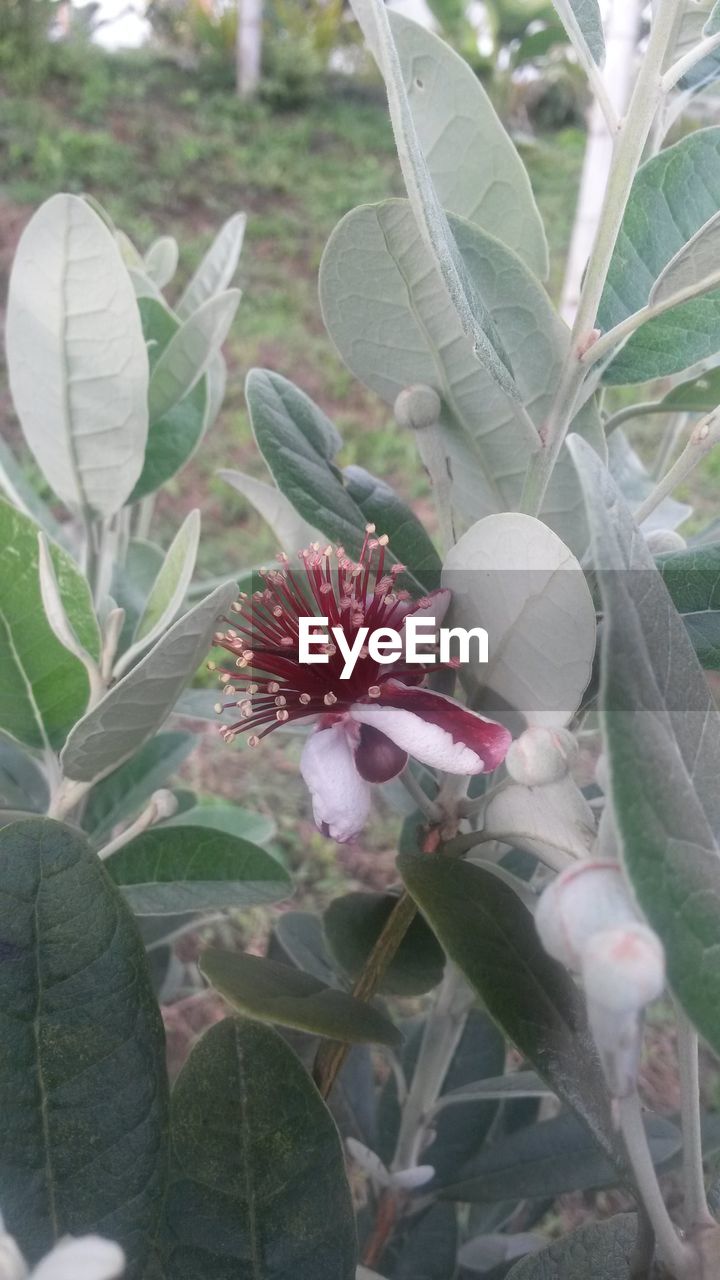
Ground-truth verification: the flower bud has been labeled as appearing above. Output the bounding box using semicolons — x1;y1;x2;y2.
151;788;178;821
505;727;577;787
0;1230;25;1280
581;923;665;1097
644;528;687;555
394;384;442;431
535;861;639;971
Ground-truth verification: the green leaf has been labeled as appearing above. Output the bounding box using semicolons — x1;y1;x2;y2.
0;738;49;811
668;1;720;91
661;364;720;412
107;826;291;914
398;854;621;1165
5;194;149;517
385;11;548;278
161;1017;357;1278
274;911;339;985
555;0;605;65
0;818;168;1273
506;1215;638;1280
246;369;441;591
129;299;208;502
658;541;720;668
320;199;603;554
324;891;445;996
144;236;179;289
443;512;596;725
569;434;720;1061
389;1204;458;1280
177;212;247;319
440;1111;679;1202
148;290;240;423
0;435;64;540
61;580;236;783
162;802;275;845
650;209;720;306
599;128;720;384
83;731;195;839
607;432;690;533
201;948;401;1046
349;0;519;399
342;465;442;586
0;498;100;751
218;469;322;553
113;538;166;652
134;509;200;645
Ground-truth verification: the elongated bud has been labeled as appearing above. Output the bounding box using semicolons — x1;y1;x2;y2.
581;923;665;1097
394;384;442;431
645;528;687;555
505;726;577;787
535;861;638;971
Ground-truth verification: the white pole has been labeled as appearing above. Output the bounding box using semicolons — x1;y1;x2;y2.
236;0;263;98
560;0;644;324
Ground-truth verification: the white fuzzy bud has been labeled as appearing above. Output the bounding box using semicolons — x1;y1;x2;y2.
394;384;442;431
0;1230;26;1280
151;789;178;821
581;923;665;1097
535;861;639;971
505;727;577;787
645;528;687;555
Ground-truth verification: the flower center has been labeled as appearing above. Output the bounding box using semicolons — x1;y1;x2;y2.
212;526;437;746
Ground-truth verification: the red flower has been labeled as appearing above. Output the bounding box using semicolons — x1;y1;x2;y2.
214;527;511;840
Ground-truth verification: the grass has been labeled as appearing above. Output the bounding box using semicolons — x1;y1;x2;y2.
0;44;586;581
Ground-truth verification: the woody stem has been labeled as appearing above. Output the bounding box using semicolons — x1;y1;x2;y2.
312;890;418;1100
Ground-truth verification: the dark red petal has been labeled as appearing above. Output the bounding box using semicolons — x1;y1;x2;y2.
353;723;408;783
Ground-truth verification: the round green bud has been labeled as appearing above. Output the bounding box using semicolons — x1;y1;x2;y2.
394;384;442;431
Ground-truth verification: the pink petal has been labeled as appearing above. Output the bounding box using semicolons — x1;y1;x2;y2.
351;682;511;774
354;723;408;783
300;722;372;841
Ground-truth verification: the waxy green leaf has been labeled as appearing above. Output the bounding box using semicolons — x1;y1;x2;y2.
570;435;720;1058
201;948;401;1047
399;854;621;1165
107;825;291;914
246;368;441;591
0;819;168;1274
5;194;149;517
599;129;720;384
324;891;445;996
162;1018;357;1278
386;11;548;278
320;199;603;554
83;731;195;839
61;580;236;783
0;499;100;751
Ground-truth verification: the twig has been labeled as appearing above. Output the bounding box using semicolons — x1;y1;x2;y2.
617;1092;697;1278
633;411;720;526
675;1003;714;1230
312;890;419;1100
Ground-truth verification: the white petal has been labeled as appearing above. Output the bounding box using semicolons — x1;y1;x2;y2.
31;1238;125;1280
391;1164;435;1189
346;1138;391;1187
300;723;372;841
